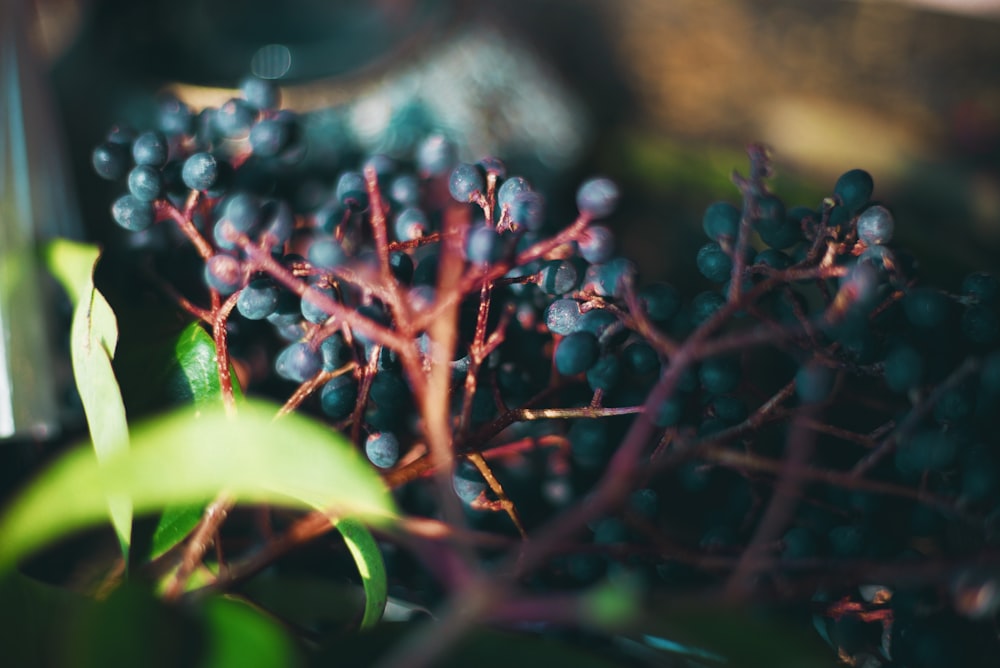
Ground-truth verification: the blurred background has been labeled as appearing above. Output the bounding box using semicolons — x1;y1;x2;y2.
20;0;1000;288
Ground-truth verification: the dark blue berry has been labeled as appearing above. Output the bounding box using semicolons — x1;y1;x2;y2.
157;95;195;136
699;356;741;394
181;152;219;191
336;171;369;211
961;306;999;344
537;260;579;296
637;282;680;322
466;226;501;264
237;278;280;320
578;225;615;264
962;272;999;304
111;194;155;231
691;290;725;326
320;374;358;420
903;287;951;328
249;118;290;157
554;331;600;376
507;191;545;231
796;361;834;404
389;174;420;208
477;156;506;179
448;163;485;203
394;208;429;241
126;165;162;202
320;334;352;371
586;355;621;391
574;308;619;340
622;341;659;376
275;341;322;383
240;76;281;110
545;299;582;335
856;204;894;245
497;176;531;209
308;237;348;270
696;242;733;283
300;285;337;324
834;168;874;213
204;255;244;294
884;343;923;393
260;199;294;247
215;98;256;139
702;201;740;241
131;131;169;167
576;177;619;218
92;142;128;180
365;432;400;469
416;134;457;176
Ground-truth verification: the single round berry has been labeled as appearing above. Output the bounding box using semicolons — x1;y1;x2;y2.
699;356;741;394
962;272;999;304
215;98;256;139
554;331;600;376
181;152;219;191
92;142;129;180
448;163;485;203
300;285;337;324
536;260;579;296
696;242;733;283
126;165;163;202
903;287;951;328
466;225;501;264
249;118;290;157
131;131;169;167
389;174;420;208
702;201;740;241
856;204;894;246
416;134;457;176
586;354;621;391
320;374;359;420
582;258;635;298
834;168;874;213
884;343;924;393
260;199;294;247
545;299;583;335
637;282;680;322
308;237;348;270
576;177;619;218
691;290;726;325
365;432;400;469
336;171;369;211
157;95;195;136
111;194;155;231
477;156;507;179
498;176;531;209
578;225;615;264
574;308;619;339
237;278;280;320
452;462;486;504
275;341;322;383
796;361;834;404
394;208;429;241
204;254;244;294
240;76;281;110
320;334;352;371
508;191;545;231
622;341;660;376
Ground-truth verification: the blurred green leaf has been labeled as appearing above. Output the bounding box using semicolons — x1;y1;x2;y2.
0;400;397;576
45;238;131;565
148;503;205;561
335;517;387;629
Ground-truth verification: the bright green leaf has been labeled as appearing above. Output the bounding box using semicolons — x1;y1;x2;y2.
336;517;388;629
0;400;396;581
148;503;205;561
45;238;131;564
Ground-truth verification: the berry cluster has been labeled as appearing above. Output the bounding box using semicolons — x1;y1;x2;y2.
92;77;1000;667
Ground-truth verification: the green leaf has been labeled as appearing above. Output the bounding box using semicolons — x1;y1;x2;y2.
45;238;131;564
149;322;245;561
335;517;387;629
0;400;396;625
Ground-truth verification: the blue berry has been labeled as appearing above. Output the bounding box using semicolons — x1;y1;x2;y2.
696;242;733;283
691;290;725;325
507;191;545;231
477;156;506;179
365;432;400;469
466;225;501;264
320;334;352;371
497;176;531;209
582;258;635;298
702;201;740;241
416;134;457;176
699;356;741;394
92;142;129;180
653;396;684;427
569;419;611;469
389;174;420;208
260;199;294;247
126;165;163;202
237;278;280;320
834;168;874;213
181;152;219;191
962;272;999;304
576;177;619;218
448;163;485;203
856;204;894;245
204;255;244;294
320;374;358;420
578;225;615;264
637;282;680;322
249;118;290;157
753;248;792;270
394;208;429;241
544;299;583;335
622;341;659;376
586;355;621;392
335;171;369;212
574;308;619;339
111;194;155;231
240;76;281;110
895;429;959;476
215;98;256;139
300;285;337;324
554;331;600;376
537;260;579;296
131;131;169;167
452;462;486;504
308;237;348;270
275;341;322;383
157;95;194;136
